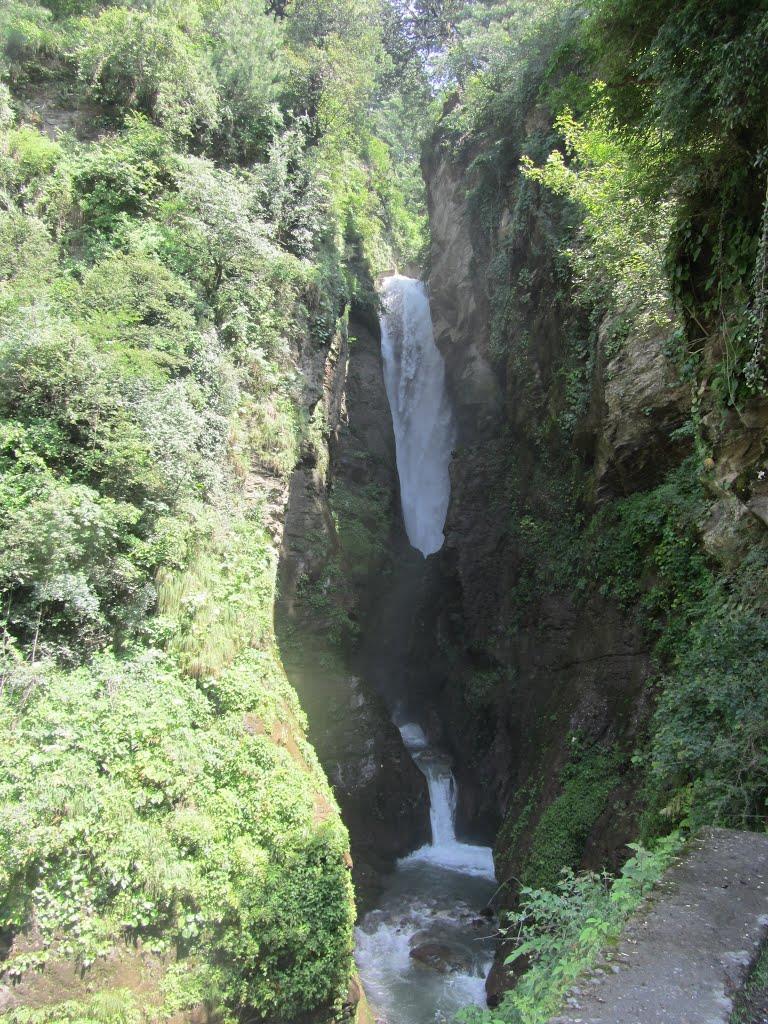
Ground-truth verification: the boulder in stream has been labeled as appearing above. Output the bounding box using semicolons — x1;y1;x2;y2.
409;942;473;974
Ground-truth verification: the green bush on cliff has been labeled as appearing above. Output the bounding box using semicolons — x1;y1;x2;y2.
584;459;711;633
0;110;317;659
3;990;142;1024
521;746;622;890
521;87;676;343
331;481;391;575
581;463;768;836
0;86;358;1008
643;548;768;835
463;832;683;1024
0;0;431;1012
0;647;353;1017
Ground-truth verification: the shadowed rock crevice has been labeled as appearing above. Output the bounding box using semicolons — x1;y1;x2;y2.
276;313;431;911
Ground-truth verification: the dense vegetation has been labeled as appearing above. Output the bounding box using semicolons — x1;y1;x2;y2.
0;0;425;1020
445;0;768;833
406;1;768;1021
3;0;768;1021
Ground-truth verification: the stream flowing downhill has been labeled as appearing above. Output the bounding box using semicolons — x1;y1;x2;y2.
355;722;497;1024
354;275;497;1024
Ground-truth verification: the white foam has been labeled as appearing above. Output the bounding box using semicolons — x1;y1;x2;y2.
400;840;496;879
380;275;456;558
399;722;429;751
356;720;496;1022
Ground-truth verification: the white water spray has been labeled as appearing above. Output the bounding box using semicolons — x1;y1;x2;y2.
354;722;496;1024
398;723;495;879
355;286;492;1022
380;275;456;557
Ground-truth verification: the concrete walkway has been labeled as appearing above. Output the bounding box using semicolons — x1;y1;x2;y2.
550;828;768;1024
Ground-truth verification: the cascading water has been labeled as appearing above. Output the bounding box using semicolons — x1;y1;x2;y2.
355;723;496;1024
380;275;456;557
400;725;495;878
354;276;496;1023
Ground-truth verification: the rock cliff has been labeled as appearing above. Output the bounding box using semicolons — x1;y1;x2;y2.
421;131;654;868
419;116;768;1002
276;312;430;910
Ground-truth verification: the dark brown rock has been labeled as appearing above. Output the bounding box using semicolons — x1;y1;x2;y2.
409;942;473;974
590;309;691;498
276;315;430;910
420;122;659;998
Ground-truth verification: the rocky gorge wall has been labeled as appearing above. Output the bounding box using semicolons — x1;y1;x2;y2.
275;308;430;910
419;107;768;1002
421;127;657;866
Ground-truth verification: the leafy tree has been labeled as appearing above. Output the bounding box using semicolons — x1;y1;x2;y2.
74;6;220;138
205;0;285;161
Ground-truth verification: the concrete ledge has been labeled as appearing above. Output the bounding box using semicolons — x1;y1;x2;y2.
549;828;768;1024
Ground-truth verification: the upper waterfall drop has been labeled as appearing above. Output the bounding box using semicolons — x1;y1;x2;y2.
380;275;457;558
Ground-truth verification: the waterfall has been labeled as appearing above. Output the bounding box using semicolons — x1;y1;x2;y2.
354;721;496;1024
397;722;495;879
380;275;456;557
356;280;494;1024
425;761;457;847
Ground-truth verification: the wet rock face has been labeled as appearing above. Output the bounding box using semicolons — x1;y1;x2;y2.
421;94;768;1013
590;309;691;498
420;139;656;876
277;315;430;910
336;320;399;493
280;651;430;912
422;142;503;441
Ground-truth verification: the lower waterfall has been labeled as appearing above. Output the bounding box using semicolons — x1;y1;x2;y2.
355;723;496;1024
398;724;495;878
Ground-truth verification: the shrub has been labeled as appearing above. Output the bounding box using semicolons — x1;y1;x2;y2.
74;7;220;138
463;833;683;1024
0;648;354;1018
522;746;622;889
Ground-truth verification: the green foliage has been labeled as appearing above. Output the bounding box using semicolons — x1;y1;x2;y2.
0;2;60;85
1;0;427;273
583;458;711;640
643;547;768;835
731;938;768;1024
205;0;285;162
585;0;768;153
495;780;541;868
522;88;677;343
0;16;388;1012
331;481;391;576
463;833;683;1024
295;561;359;650
501;450;768;843
522;746;622;889
3;989;142;1024
463;667;502;712
0;90;360;1014
157;511;278;682
439;0;576;125
0;646;354;1017
74;7;219;139
580;0;768;408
